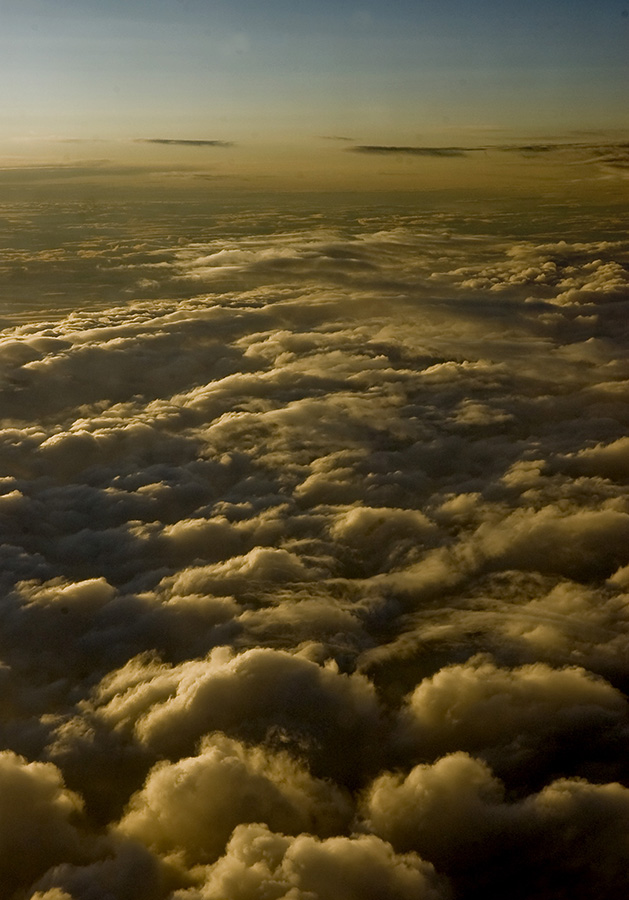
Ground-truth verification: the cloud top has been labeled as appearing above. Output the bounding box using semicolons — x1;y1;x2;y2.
1;193;628;898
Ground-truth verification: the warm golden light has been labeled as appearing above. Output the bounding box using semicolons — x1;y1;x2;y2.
1;2;628;898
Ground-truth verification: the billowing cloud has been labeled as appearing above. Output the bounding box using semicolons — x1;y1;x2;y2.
171;824;450;900
1;193;628;897
82;646;382;785
117;733;352;863
361;753;629;897
0;751;86;897
394;656;629;784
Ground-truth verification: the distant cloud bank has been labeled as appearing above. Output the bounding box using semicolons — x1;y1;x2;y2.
348;138;629;174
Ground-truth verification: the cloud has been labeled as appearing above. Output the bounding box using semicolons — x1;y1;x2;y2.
28;840;168;900
347;139;629;175
394;656;629;783
117;733;353;864
497;143;563;153
173;824;450;900
328;505;438;576
350;146;468;157
319;134;356;142
0;162;136;183
1;195;629;897
0;751;87;897
360;753;629;898
84;646;383;785
136;139;234;148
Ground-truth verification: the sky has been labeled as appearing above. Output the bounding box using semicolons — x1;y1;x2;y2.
1;0;628;189
1;4;629;899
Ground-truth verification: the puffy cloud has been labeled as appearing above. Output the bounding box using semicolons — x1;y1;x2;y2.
89;646;382;784
117;733;352;864
0;751;87;897
28;839;169;900
394;656;629;782
1;194;629;898
379;504;629;603
557;436;629;481
163;547;324;598
360;752;504;864
435;237;629;310
329;505;437;575
361;754;629;898
172;824;450;900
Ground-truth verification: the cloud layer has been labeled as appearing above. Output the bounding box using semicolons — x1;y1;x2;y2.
1;193;629;898
348;138;629;176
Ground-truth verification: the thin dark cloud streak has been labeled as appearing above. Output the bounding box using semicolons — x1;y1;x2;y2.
351;145;470;157
136;138;234;148
319;135;356;142
348;139;629;169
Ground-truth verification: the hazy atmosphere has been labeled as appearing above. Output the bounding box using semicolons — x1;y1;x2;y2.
1;2;629;899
